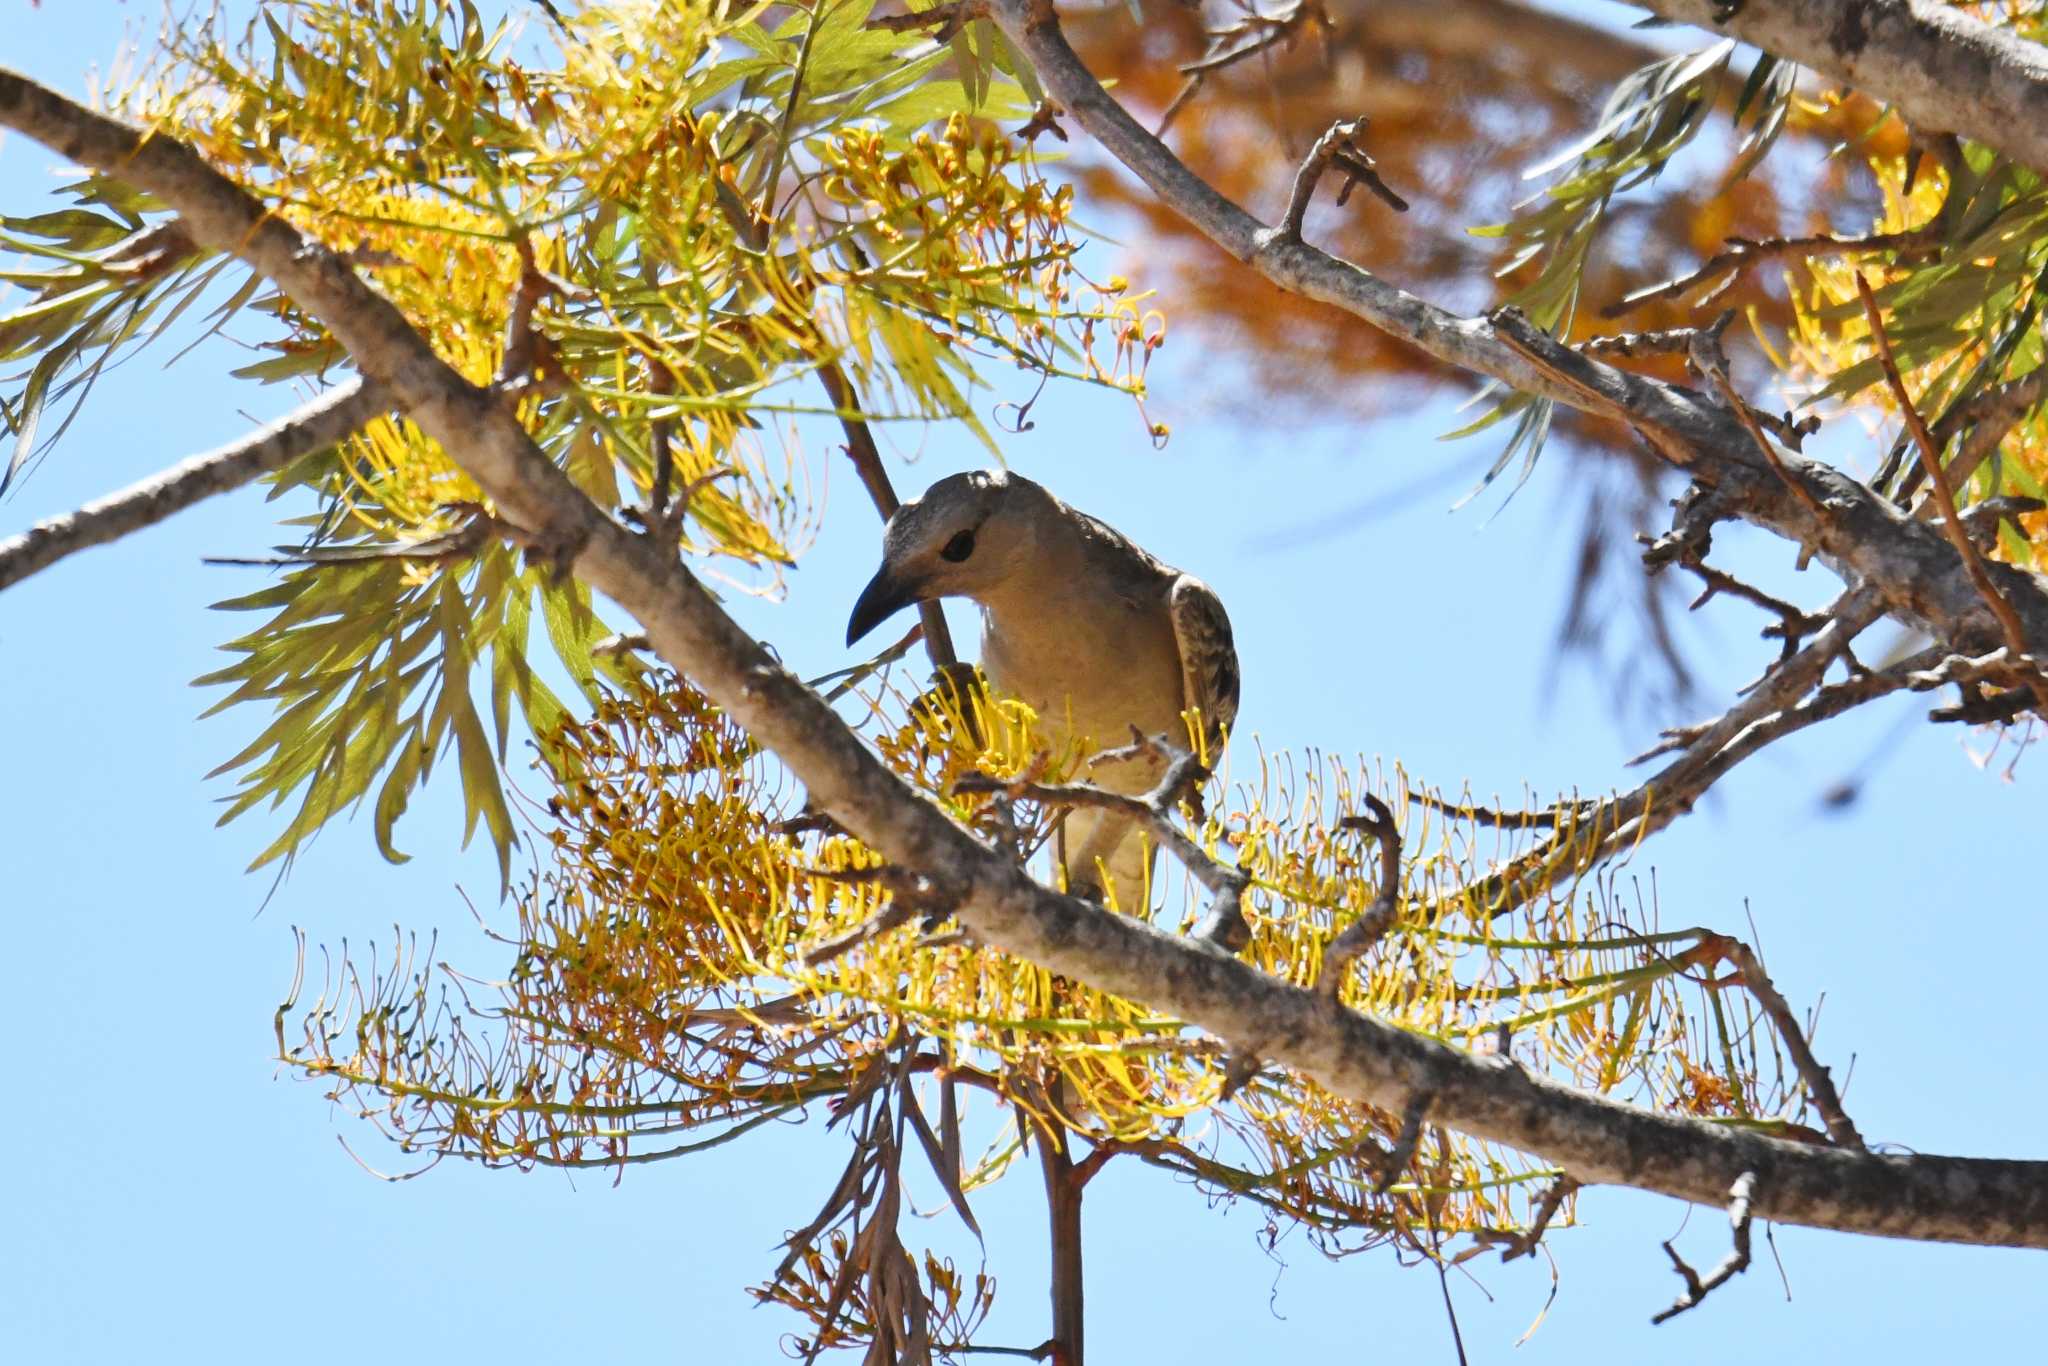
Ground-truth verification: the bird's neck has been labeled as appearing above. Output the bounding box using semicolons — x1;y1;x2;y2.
972;545;1076;632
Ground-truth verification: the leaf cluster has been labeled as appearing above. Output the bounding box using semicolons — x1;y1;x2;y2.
1790;137;2048;563
279;671;1818;1354
0;0;1157;876
1456;39;1763;502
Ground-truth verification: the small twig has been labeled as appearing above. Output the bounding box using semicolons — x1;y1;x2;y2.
1406;789;1591;829
593;630;650;658
1015;100;1066;143
642;360;679;538
1749;407;1824;453
97;218;197;278
1907;647;2039;723
800;867;958;966
1626;721;1710;768
774;807;852;840
1156;1;1329;137
802;902;917;967
204;498;515;568
1442;588;1888;918
1501;1174;1581;1262
496;239;553;388
1707;934;1862;1148
1960;495;2048;551
865;0;986;40
1259;117;1406;248
1905;648;2024;692
1575;325;1706;359
1930;685;2036;725
1687;312;1828;519
1487;305;1649;426
1376;1090;1431;1194
1330;149;1408;213
1318;795;1402;997
620;465;741;543
1665;556;1829;662
1856;273;2046;714
1651;1172;1757;1324
1905;365;2048;501
1639;481;1738;574
760;0;828;228
1605;227;1937;319
817;360;960;672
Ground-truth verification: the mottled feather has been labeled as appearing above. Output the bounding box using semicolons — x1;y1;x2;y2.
1169;573;1238;754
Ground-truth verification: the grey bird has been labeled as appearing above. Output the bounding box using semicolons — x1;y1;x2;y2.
846;469;1238;906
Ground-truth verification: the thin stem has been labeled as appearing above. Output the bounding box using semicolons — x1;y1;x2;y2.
1037;1124;1085;1366
759;0;823;230
1856;272;2045;713
816;360;960;671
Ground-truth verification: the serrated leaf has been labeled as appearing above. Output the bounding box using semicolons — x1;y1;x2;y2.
539;574;602;704
3;349;60;493
371;726;426;864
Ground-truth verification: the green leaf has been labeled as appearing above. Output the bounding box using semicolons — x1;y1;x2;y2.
539;572;603;704
371;725;426;864
3;349;60;493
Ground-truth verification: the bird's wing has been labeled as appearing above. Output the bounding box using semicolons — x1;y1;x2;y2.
1168;573;1239;755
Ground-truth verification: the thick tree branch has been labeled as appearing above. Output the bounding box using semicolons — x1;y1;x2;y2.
0;376;388;592
1633;1;2048;176
983;0;2048;672
10;69;2048;1251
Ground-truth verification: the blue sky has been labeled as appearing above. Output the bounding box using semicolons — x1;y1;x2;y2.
3;3;2042;1362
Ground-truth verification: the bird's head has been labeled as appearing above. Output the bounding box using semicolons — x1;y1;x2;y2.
846;469;1045;646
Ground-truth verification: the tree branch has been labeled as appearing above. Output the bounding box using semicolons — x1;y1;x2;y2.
981;0;2048;673
1633;1;2048;176
0;376;389;592
1435;587;1888;919
10;66;2048;1250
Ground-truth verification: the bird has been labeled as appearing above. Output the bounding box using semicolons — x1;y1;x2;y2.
845;469;1238;908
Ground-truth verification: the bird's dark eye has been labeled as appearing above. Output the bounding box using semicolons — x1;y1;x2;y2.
940;529;976;562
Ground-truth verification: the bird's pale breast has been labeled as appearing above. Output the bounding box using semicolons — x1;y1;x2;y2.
978;587;1185;794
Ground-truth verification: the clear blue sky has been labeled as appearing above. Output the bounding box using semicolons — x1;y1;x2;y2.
3;3;2041;1362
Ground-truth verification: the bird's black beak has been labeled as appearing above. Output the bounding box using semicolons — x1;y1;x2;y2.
846;563;922;646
